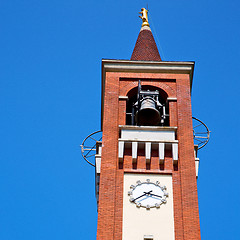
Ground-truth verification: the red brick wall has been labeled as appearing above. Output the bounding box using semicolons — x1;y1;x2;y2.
97;72;120;240
176;76;201;239
97;71;201;240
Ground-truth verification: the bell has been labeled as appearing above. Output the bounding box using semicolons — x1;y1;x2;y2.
135;96;161;126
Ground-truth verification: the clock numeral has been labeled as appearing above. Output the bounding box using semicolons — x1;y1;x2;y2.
162;199;167;204
155;203;160;208
164;192;169;197
136;203;141;208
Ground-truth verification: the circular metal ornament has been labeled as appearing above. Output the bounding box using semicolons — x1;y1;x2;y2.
192;117;210;150
80;130;102;167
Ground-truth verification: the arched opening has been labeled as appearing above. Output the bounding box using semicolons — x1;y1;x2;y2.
126;83;169;126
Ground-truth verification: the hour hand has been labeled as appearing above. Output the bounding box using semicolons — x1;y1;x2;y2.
148;193;162;198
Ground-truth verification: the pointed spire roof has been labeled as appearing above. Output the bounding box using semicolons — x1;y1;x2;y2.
131;9;161;61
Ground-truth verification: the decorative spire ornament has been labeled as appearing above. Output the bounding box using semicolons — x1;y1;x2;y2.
131;8;161;61
139;8;150;27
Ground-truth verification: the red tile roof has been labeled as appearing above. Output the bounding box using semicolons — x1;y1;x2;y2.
131;26;161;61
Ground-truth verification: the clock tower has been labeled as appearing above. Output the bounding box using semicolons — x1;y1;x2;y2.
81;8;209;240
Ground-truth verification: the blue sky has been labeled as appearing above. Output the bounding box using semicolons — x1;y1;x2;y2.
0;0;240;239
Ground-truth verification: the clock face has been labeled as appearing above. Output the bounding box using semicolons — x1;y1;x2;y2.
128;179;168;209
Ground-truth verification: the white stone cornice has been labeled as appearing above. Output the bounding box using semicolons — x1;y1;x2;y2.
119;96;129;100
119;125;177;131
102;59;194;78
118;127;179;166
167;97;177;102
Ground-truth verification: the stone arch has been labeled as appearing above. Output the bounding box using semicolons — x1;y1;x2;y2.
121;81;175;98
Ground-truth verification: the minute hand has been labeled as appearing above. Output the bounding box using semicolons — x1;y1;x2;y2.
133;190;152;202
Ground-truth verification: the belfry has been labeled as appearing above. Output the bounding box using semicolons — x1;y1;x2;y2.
81;8;209;240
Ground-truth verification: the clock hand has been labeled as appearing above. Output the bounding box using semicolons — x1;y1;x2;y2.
133;190;152;202
148;193;162;198
132;193;147;202
143;190;153;195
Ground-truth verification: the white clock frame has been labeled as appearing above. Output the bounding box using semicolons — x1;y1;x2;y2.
128;179;169;209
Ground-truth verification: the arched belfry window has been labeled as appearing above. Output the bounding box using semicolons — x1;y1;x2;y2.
126;81;169;126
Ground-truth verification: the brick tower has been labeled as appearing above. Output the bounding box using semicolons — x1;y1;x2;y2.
96;8;201;240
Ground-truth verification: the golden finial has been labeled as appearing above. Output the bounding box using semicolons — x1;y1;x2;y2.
139;8;149;27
